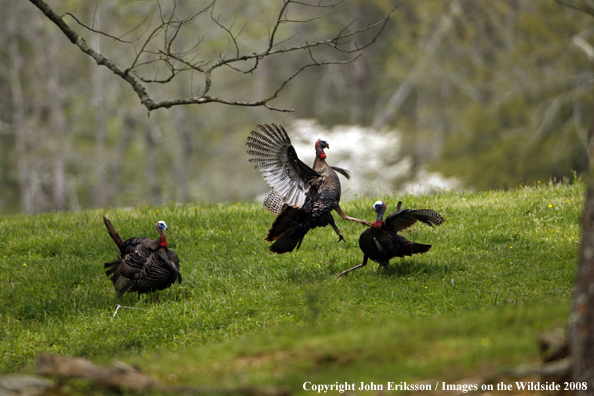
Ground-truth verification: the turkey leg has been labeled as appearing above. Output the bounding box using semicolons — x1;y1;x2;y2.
334;204;373;227
336;256;369;278
328;216;345;242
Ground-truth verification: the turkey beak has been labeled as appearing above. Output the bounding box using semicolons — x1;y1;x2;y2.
320;140;329;150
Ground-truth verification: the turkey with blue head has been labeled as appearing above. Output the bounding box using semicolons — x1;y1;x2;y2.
336;201;445;277
103;217;181;303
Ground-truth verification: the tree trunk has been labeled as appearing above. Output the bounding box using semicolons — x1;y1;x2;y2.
349;5;365;125
175;80;192;203
8;34;34;213
372;1;460;131
569;108;594;394
48;30;69;211
105;111;134;206
91;6;108;208
570;182;594;393
146;125;161;205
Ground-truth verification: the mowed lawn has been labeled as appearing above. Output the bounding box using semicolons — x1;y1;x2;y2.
0;182;582;394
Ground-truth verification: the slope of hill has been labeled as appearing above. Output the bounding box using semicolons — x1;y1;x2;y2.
0;183;581;394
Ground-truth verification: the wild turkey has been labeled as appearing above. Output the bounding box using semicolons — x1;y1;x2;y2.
336;201;445;277
246;123;371;254
103;217;181;303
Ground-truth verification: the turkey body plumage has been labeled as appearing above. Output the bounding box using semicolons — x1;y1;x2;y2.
336;201;445;277
246;124;371;254
264;185;341;253
103;217;181;302
359;225;432;263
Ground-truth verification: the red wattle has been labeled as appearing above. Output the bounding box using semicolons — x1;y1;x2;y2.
161;235;167;247
320;151;326;160
372;220;383;228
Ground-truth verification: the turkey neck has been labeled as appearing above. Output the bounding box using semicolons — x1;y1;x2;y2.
312;152;327;172
312;151;342;199
372;207;385;228
156;226;167;248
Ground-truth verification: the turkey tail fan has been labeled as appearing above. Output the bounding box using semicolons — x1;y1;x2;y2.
269;228;308;254
331;166;351;180
103;259;133;296
265;207;302;242
408;242;432;256
104;259;120;277
103;216;124;253
266;207;310;254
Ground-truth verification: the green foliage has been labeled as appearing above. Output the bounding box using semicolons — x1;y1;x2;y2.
0;184;581;390
424;2;594;189
435;101;589;189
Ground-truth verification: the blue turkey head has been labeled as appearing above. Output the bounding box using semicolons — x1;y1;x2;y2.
372;201;384;214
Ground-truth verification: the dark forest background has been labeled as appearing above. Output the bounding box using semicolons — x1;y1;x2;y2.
2;0;593;214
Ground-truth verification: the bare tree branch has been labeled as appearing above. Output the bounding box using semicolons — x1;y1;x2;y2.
27;0;395;112
64;12;151;44
27;0;156;109
210;2;241;58
290;0;345;8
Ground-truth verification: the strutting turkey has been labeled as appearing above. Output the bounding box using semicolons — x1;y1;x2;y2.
336;201;445;277
103;217;181;303
246;123;372;254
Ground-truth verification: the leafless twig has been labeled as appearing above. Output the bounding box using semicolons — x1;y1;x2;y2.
27;0;395;112
64;12;151;44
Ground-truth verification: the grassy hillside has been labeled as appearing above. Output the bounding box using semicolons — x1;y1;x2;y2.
0;183;582;393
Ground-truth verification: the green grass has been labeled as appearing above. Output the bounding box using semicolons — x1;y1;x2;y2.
0;183;582;394
136;301;569;392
